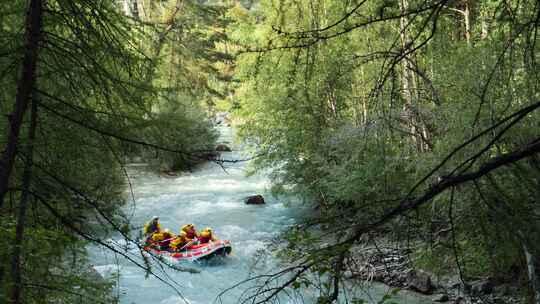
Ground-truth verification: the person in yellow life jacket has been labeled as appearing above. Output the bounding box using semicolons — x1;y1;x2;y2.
170;231;190;252
161;229;175;240
152;228;175;250
143;216;161;237
199;227;217;244
181;224;199;241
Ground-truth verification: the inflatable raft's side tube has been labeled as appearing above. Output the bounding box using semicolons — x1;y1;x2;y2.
145;240;232;260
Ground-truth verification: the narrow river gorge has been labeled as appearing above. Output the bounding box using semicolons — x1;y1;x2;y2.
89;126;430;304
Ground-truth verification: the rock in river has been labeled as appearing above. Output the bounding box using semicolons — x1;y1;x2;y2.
471;278;493;295
216;144;232;152
244;195;265;205
406;269;432;294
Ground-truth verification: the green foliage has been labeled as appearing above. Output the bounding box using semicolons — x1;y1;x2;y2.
0;0;228;302
0;221;117;303
230;0;540;301
139;101;218;171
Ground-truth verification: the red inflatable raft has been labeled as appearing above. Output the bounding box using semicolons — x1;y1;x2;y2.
144;240;232;261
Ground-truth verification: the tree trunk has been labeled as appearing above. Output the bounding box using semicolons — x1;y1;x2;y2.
10;93;39;304
132;0;140;20
137;0;146;20
122;0;131;16
123;0;140;20
480;2;489;39
464;0;471;46
399;0;420;150
481;17;488;39
523;244;540;304
518;230;540;304
449;1;472;45
399;0;412;106
0;0;44;209
359;66;368;125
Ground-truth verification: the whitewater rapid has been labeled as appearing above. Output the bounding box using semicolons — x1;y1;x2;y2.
88;126;430;304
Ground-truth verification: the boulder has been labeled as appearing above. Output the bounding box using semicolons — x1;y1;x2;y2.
216;144;232;152
245;195;265;205
160;170;178;177
406;269;432;294
471;279;493;295
432;294;450;302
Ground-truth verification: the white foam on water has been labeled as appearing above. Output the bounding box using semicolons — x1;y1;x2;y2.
89;127;430;304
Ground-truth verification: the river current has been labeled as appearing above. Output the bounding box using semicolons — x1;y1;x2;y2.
89;126;429;304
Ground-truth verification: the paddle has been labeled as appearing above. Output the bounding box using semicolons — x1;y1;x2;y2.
178;238;198;251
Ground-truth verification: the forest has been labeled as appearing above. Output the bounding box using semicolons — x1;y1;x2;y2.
0;0;539;304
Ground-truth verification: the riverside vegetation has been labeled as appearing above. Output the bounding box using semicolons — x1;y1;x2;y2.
0;0;226;302
1;1;539;304
229;0;540;303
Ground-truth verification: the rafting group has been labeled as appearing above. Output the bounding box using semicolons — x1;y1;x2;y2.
143;216;217;252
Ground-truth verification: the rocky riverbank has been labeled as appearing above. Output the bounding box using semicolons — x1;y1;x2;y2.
344;243;521;304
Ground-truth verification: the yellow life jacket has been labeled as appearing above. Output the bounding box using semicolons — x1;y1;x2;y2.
199;229;216;243
162;231;175;240
152;232;166;242
143;221;161;235
170;236;187;250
